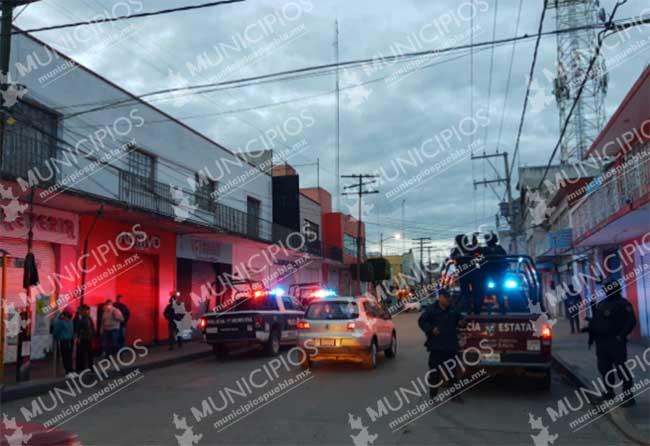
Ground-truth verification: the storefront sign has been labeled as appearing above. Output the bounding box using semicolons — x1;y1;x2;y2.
177;235;232;264
0;205;78;245
117;232;161;251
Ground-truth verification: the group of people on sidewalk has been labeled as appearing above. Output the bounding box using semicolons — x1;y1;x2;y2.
52;291;188;376
52;295;130;377
417;277;638;407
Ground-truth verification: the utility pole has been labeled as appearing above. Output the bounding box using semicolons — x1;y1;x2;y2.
413;237;431;287
2;0;43;382
472;151;518;253
427;246;432;285
334;20;340;211
341;174;378;295
401;199;405;254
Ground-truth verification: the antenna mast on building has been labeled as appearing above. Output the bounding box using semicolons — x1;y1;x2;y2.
549;0;608;163
334;19;341;211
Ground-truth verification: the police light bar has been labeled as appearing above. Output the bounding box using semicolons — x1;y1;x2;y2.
253;290;267;298
270;287;285;296
487;280;496;289
309;289;336;298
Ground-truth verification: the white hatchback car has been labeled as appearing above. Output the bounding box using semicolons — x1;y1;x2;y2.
297;296;397;369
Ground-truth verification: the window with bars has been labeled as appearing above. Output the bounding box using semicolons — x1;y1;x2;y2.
1;101;58;182
128;149;155;180
195;172;217;212
247;196;261;238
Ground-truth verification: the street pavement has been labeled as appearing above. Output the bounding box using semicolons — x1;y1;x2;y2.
1;313;636;446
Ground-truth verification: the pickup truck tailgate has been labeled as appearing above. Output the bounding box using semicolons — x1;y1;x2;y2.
205;312;257;340
460;314;551;366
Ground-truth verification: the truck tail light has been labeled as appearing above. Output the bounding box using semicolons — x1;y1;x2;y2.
541;325;552;339
297;320;310;329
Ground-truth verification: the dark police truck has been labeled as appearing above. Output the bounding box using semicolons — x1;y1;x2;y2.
199;280;305;358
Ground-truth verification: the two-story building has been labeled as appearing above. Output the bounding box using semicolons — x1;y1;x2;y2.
0;30;288;357
570;66;650;340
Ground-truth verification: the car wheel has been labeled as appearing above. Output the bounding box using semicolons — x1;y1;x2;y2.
265;329;281;356
213;344;228;359
385;332;397;359
363;340;378;370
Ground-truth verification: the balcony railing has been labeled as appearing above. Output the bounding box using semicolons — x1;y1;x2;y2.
572;148;650;241
1;138;346;262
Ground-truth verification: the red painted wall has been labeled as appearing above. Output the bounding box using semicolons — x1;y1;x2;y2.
77;216;176;343
323;213;342;248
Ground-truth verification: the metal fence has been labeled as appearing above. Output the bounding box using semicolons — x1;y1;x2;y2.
572;147;650;240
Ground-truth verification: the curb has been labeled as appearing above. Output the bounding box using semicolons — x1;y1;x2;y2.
551;353;650;446
1;347;212;402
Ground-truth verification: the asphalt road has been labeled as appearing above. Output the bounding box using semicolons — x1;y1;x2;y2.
2;313;635;446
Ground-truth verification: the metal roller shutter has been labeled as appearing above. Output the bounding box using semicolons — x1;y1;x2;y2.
1;237;56;362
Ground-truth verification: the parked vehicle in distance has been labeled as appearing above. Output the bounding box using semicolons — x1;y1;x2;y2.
297;296;397;369
200;281;304;358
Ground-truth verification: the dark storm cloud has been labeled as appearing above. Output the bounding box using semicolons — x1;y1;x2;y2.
16;0;650;246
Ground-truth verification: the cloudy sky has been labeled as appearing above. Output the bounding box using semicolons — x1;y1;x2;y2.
15;0;650;257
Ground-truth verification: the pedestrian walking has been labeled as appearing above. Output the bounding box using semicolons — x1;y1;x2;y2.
114;294;130;349
74;304;95;373
53;311;75;377
164;292;183;350
100;299;123;357
565;284;583;334
418;288;466;402
586;279;637;406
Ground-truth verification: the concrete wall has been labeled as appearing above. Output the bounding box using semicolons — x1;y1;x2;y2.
9;33;273;223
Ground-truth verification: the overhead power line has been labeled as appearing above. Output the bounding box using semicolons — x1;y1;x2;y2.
59;20;618;120
11;0;246;35
536;1;645;189
508;0;548;180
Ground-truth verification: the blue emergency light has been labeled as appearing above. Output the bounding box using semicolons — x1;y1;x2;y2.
487;280;496;289
270;287;285;296
504;279;519;289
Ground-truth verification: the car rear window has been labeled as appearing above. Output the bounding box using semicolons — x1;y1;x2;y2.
306;301;359;320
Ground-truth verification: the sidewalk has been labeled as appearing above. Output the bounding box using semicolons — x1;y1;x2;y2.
552;318;650;445
1;340;212;402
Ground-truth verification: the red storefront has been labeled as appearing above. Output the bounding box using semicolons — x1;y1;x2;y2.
78;216;176;344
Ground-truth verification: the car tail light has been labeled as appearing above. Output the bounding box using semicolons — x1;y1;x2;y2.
297;320;310;329
253;290;267;298
199;318;207;331
346;322;356;331
254;315;265;330
541;325;552;339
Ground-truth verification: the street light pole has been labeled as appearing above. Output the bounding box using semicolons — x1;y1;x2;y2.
380;232;401;257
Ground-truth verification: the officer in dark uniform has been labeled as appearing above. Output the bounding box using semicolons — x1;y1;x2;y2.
587;279;637;406
418;288;465;402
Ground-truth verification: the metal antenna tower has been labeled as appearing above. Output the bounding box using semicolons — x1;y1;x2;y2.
549;0;608;162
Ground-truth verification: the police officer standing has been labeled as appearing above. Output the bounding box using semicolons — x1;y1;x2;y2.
418;288;465;402
587;279;637;406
